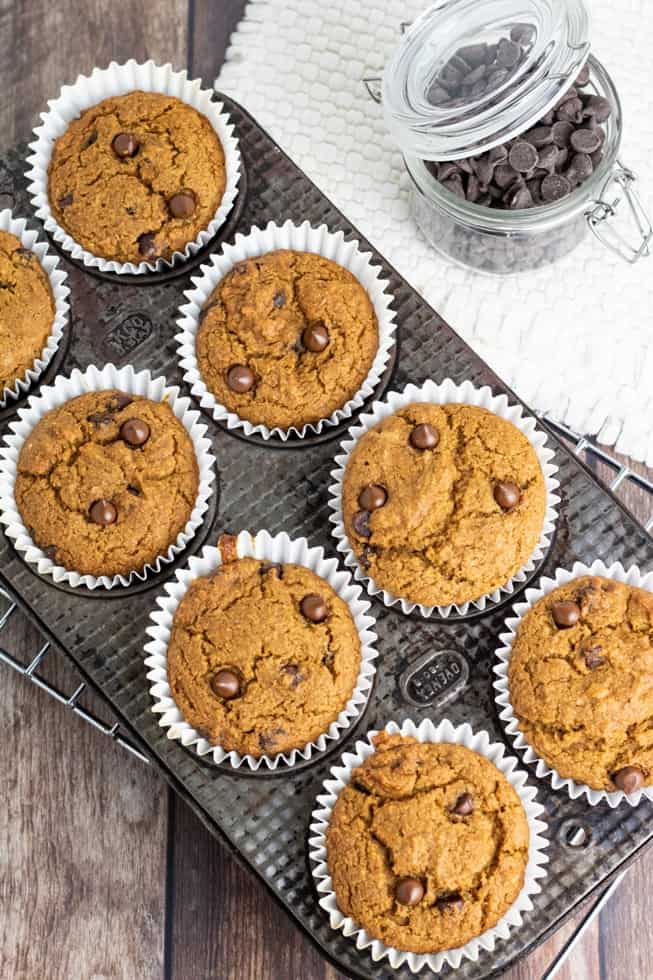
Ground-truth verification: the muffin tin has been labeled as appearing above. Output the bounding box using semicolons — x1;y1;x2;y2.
0;93;652;979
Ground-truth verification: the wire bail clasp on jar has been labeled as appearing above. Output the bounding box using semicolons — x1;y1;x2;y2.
587;164;652;263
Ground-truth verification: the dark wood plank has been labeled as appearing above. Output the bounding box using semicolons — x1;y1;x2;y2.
0;0;187;154
0;608;168;980
189;0;246;83
168;793;343;980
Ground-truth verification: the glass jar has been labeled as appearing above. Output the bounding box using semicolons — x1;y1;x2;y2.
376;0;651;274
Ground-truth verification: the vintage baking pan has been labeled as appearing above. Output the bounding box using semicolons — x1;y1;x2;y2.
0;92;652;979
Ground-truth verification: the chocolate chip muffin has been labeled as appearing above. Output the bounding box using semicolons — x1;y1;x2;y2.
342;402;547;607
326;732;529;954
48;91;226;264
195;249;379;430
14;390;199;578
167;557;362;757
509;576;653;793
0;231;55;394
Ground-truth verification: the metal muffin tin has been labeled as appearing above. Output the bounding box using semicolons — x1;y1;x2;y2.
1;93;652;980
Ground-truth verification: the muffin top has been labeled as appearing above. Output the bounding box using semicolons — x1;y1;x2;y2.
195;249;379;430
326;732;529;954
342;402;547;607
509;575;653;792
167;557;362;758
0;231;55;394
15;390;199;578
47;91;226;264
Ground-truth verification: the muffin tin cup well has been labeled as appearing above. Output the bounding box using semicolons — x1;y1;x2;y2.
0;363;216;590
493;559;653;809
328;378;561;619
25;59;241;276
309;718;549;976
0;209;70;408
144;529;379;773
175;219;398;442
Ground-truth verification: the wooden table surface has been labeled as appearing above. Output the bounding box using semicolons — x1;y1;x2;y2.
1;3;652;978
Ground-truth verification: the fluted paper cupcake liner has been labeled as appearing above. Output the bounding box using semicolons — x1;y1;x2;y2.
175;220;398;441
0;209;69;408
309;718;549;974
26;60;241;276
493;559;653;808
144;529;378;771
329;378;560;618
0;363;216;589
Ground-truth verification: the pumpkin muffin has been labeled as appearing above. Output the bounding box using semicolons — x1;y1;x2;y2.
0;231;55;395
509;575;653;793
195;249;379;430
48;91;226;264
326;732;529;954
167;557;362;757
342;402;547;607
14;390;199;577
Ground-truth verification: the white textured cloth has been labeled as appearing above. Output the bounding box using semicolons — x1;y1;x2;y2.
218;0;653;465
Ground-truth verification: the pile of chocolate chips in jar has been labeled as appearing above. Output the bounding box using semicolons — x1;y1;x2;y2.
425;28;613;210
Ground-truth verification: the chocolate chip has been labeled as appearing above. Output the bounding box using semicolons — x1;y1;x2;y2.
510;23;535;44
570;128;602;154
437;161;460;183
575;64;591;87
552;121;574;147
466;174;481;203
442;174;466;200
273;291;286;308
137;232;158;259
359;544;373;570
537;145;559;174
612;766;645;793
87;411;113;428
525;126;554;148
112;132;139;158
168;190;196;219
58;194;73;209
582;95;612;123
462;64;487;88
43;544;58;560
226;364;255;393
509;141;538;173
281;664;304;688
436;892;465;912
109;393;133;412
584;645;605;670
89;499;117;526
567;152;593;183
541;174;571;202
496;38;521;68
358;484;387;511
494;164;520;189
211;668;241;700
410;423;439;450
556;98;583;123
504;184;533;210
551;600;581;629
259;562;283;578
300;594;329;623
259;728;287;751
494;481;521;510
395;878;424;906
120;417;150;447
472;154;495;187
352;510;371;538
302;323;330;352
451;792;473;816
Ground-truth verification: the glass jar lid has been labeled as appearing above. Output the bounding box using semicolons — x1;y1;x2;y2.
382;0;591;161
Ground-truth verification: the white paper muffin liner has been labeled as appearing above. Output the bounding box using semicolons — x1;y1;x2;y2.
175;219;398;441
0;209;69;408
329;378;560;618
144;529;378;771
0;363;216;590
493;559;653;808
309;718;549;974
26;59;241;275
